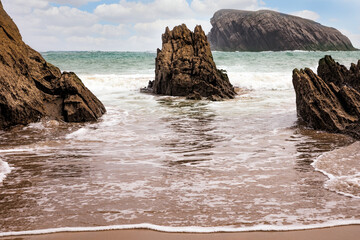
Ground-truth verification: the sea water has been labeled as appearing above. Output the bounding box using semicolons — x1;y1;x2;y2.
0;51;360;236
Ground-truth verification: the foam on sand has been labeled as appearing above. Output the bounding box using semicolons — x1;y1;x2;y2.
0;159;12;184
312;141;360;199
1;221;360;237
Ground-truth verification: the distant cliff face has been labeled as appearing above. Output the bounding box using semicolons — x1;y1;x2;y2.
208;9;356;51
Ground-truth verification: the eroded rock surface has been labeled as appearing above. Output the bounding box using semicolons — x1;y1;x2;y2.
0;1;105;129
208;9;356;51
293;55;360;139
153;24;236;100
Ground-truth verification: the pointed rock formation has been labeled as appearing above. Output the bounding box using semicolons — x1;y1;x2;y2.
293;56;360;139
0;1;105;129
208;9;356;51
153;24;236;100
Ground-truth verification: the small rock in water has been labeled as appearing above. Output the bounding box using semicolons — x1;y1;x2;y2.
140;80;155;94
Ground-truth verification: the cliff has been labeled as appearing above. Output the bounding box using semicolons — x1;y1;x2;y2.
0;1;106;129
208;9;356;52
152;24;236;100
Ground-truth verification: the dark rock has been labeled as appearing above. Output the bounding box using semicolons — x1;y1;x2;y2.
186;91;202;100
208;9;356;51
0;1;105;129
140;80;155;94
153;24;236;100
292;55;360;139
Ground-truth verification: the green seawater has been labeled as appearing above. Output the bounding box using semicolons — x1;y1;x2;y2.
41;51;360;77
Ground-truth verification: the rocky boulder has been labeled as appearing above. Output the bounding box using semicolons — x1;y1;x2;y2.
152;24;236;100
208;9;356;51
0;1;105;129
293;56;360;139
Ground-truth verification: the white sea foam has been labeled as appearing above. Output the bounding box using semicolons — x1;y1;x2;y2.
78;71;293;93
0;159;12;184
312;142;360;199
79;74;152;93
1;221;360;237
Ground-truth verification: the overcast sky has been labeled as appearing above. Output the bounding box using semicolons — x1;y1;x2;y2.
2;0;360;51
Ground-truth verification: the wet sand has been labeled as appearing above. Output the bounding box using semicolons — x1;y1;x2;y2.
1;225;359;240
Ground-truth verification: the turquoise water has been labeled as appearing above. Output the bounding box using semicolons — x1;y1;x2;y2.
0;51;360;236
42;51;360;76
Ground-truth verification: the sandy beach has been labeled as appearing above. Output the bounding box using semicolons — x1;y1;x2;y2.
0;225;359;240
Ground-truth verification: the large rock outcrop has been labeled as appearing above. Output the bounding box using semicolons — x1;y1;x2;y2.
208;9;356;51
152;24;236;100
0;1;105;129
293;56;360;139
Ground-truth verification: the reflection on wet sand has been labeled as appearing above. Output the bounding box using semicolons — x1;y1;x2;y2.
158;99;223;166
291;126;354;173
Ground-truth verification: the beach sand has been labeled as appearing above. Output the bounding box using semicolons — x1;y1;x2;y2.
1;225;359;240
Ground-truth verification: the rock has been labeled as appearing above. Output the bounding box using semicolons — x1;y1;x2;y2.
140;80;155;94
186;91;202;100
292;56;360;139
0;1;105;129
208;9;356;51
153;24;236;100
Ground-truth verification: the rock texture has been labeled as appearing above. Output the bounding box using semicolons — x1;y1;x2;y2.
293;55;360;139
153;24;236;100
208;9;356;51
0;1;105;129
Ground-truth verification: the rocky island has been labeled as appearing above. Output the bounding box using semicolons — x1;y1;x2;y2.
293;56;360;139
208;9;356;51
0;1;105;129
149;24;236;100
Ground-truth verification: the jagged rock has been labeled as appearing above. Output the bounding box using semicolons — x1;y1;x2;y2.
186;92;202;100
153;24;236;100
0;1;105;129
292;56;360;139
208;9;356;51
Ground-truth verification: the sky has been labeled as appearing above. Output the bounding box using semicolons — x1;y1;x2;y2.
2;0;360;51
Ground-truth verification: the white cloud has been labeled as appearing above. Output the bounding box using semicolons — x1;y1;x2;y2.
134;19;211;37
34;6;98;27
339;29;360;49
2;0;264;51
291;10;320;21
191;0;259;15
94;0;192;23
2;0;48;14
52;0;101;7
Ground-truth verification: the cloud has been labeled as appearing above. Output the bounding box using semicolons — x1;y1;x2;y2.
33;6;98;27
339;29;360;49
94;0;192;23
134;19;211;37
52;0;101;7
2;0;48;14
191;0;259;15
2;0;263;51
290;10;320;21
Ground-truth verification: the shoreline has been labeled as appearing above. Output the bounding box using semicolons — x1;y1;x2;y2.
1;225;359;240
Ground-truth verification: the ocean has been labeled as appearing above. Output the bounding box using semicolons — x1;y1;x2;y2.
0;51;360;236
